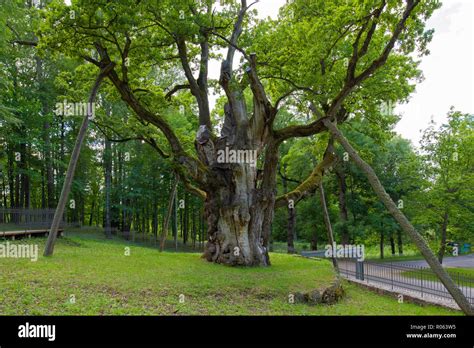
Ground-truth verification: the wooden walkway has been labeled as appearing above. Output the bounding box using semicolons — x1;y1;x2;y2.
0;229;63;240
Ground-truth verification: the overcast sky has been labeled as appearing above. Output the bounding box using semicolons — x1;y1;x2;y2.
250;0;473;146
394;0;473;146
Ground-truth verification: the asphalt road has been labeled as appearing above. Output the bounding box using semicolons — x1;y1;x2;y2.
301;251;474;268
392;253;474;269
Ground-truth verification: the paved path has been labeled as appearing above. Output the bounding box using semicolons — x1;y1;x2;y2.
390;253;474;269
301;250;474;268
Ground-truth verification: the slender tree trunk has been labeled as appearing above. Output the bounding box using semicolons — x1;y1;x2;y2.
153;201;158;246
335;165;350;245
104;138;112;239
183;193;188;245
89;197;95;226
173;190;178;251
45;126;55;208
397;229;403;255
43;116;55;209
19;142;30;209
7;149;15;210
44;70;110;256
438;210;449;264
280;163;296;253
41;167;46;209
323;119;473;315
390;233;396;256
318;182;339;273
192;206;197;249
287;206;297;254
1;175;6;223
310;230;318;251
380;229;384;260
118;149;124;233
15;154;20;210
159;174;178;251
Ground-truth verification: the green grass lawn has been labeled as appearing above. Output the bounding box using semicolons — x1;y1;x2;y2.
447;268;474;277
0;232;460;315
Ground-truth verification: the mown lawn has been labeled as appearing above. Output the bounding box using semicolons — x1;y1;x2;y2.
0;233;460;315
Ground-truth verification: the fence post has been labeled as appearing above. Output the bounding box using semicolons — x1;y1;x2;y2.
469;274;472;307
420;267;423;298
361;260;364;281
391;262;393;290
355;259;365;281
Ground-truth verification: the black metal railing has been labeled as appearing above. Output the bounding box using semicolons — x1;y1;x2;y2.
339;259;474;307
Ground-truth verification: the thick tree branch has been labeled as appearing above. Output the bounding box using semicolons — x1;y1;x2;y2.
91;43;208;187
176;37;211;128
274;0;419;142
275;139;336;208
349;0;420;90
224;0;248;73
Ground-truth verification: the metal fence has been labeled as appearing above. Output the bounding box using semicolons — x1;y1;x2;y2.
339;259;474;307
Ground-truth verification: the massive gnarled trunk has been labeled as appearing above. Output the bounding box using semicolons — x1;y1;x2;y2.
202;164;271;266
196;106;274;266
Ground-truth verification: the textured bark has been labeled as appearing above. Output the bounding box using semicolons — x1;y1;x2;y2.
201;157;271;266
323;119;473;315
199;115;273;266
